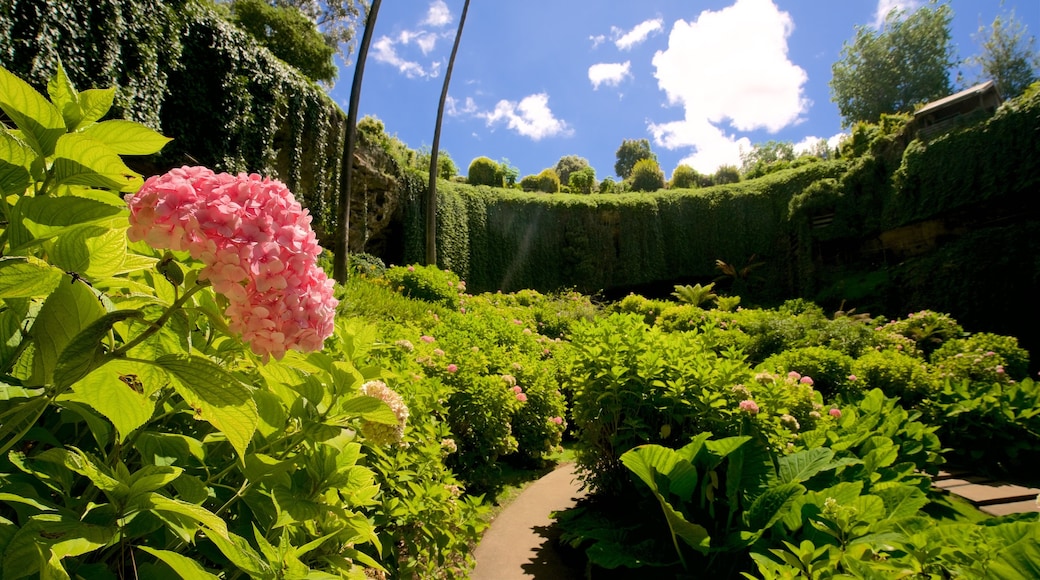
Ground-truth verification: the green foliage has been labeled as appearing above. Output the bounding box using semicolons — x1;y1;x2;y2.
672;282;717;307
669;164;708;189
931;332;1030;379
568;166;596;194
554;154;591;184
228;0;337;83
713;164;742;185
830;0;955;126
496;157;519;187
741;140;796;179
630;157;665;192
758;347;855;400
414;145;458;180
850;350;932;404
968;8;1040;99
614;138;656;179
384;264;464;310
519;168;560;193
878;310;963;357
467;156;502;187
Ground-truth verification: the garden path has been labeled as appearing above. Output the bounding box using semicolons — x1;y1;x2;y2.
934;469;1040;516
471;462;587;579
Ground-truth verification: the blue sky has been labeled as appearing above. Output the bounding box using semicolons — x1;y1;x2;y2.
329;0;1040;181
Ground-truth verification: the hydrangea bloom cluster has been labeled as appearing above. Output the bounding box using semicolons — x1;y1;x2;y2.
126;166;337;360
359;380;409;446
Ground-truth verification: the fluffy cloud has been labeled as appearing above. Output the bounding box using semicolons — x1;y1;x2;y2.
589;34;607;49
372;36;440;78
873;0;921;28
446;95;478;117
481;93;573;141
588;62;631;89
423;0;452;27
793;133;846;156
649;0;808;173
614;18;664;50
398;30;439;55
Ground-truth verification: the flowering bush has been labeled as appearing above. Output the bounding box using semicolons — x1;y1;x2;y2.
757;346;855;399
126;166;337;360
385;263;464;309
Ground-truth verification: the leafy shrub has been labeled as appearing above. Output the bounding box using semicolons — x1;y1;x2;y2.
384;264;463;309
930;332;1030;380
713;164;741;184
850;350;932;404
467;156;502;187
614;293;668;325
531;168;561;193
879;310;964;357
668;164;706;189
568;166;596;194
349;252;387;277
630;157;665;192
758;346;855;400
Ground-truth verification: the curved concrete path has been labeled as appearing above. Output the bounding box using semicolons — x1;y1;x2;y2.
471;462;587;579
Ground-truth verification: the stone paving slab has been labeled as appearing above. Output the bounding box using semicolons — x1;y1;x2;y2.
944;482;1040;506
980;499;1040;517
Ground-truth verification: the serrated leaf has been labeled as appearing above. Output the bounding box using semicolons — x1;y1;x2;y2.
9;195;124;250
53;310;141;389
137;493;228;539
52;133;142;192
156;354;257;459
73;88;115;131
0;396;48;456
47;62;80;130
745;482;805;532
29;275;106;387
127;465;183;498
875;485;928;521
58;365;155;442
46;225;127;280
136;431;205;467
80;120;171;155
203;530;272;579
778;448;837;484
0;256;63;299
138;546;220;580
0;129;34;196
0;64;66;157
332;395;397;426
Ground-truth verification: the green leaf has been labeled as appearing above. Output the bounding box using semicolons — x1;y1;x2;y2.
47;225;129;280
0;397;48;457
51;133;142;192
136;493;228;539
73;88;115;131
874;485;928;521
49;448;127;498
127;465;183;498
622;444;699;500
156;354;258;459
0;64;66;157
332;395;397;426
986;521;1040;580
0;130;34;196
58;365;155;442
138;546;220;580
745;482;805;532
80;120;171;155
29;275;106;387
778;448;837;484
46;62;80;130
203;530;272;579
0;257;63;299
8;194;124;251
53;310;141;389
136;431;205;467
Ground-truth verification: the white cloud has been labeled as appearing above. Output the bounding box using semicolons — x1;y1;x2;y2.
588;62;631;89
614;18;664;51
372;36;439;78
423;0;452;27
590;34;607;49
873;0;920;28
648;0;809;173
398;30;439;55
792;132;846;156
481;93;573;141
446;95;478;117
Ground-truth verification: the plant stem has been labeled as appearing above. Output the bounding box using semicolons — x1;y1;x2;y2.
110;280;211;358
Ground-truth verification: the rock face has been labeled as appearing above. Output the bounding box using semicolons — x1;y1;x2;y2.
346;136;402;258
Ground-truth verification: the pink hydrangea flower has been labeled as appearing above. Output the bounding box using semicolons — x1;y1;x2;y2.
516;393;528;402
420;335;435;343
552;416;564;425
512;385;523;394
446;364;458;373
799;376;814;385
126;166;336;360
787;371;801;381
848;374;858;381
739;400;759;415
829;408;842;418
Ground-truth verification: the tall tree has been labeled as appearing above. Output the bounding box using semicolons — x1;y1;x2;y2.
614;138;655;180
830;1;955;127
228;0;337;83
740;140;796;176
427;0;471;266
554;155;591;184
273;0;361;62
333;0;381;283
968;8;1040;99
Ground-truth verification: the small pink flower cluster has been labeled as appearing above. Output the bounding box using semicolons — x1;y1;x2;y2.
739;399;759;415
126;166;336;360
512;384;528;402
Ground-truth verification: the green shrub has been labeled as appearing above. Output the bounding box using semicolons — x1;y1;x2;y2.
930;332;1030;380
850;350;932;404
568;166;596;194
713;164;741;184
349;252;387;277
385;264;463;309
467;156;502;187
615;292;668;325
668;164;705;189
758;346;855;400
630;157;665;192
879;310;964;356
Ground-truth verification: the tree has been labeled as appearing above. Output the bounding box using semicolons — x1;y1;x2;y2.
740;140;796;177
273;0;361;62
427;0;471;266
968;8;1040;99
520;169;560;193
630;158;664;192
333;0;380;283
712;165;741;185
554;155;591;184
467;156;501;187
229;0;337;83
669;164;704;189
830;1;955;127
568;166;596;194
497;158;520;187
614;138;655;179
415;146;458;180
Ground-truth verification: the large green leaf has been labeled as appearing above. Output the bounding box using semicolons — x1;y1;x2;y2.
71;88;115;132
203;530;272;579
135;493;228;539
622;444;700;501
745;482;805;532
58;364;155;442
46;62;80;130
156;354;258;458
778;448;837;484
53;310;142;389
331;395;397;426
29;275;106;387
986;521;1040;580
0;256;63;299
8;195;124;251
0;65;65;157
47;225;128;280
0;130;34;196
51;133;142;192
80;120;171;155
874;485;928;521
138;546;220;579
